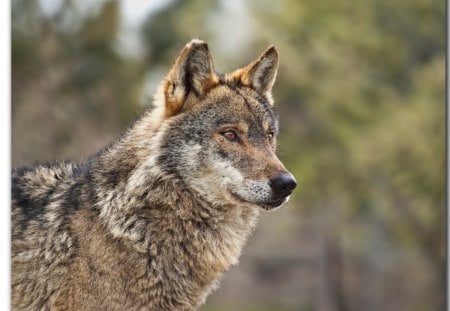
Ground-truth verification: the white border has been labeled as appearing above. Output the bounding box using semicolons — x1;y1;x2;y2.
1;0;11;308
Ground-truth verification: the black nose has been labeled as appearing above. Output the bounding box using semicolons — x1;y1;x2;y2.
269;174;297;198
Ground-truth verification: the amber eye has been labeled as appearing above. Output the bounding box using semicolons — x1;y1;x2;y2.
221;130;240;143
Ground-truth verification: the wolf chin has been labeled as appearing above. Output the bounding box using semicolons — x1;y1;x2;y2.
12;39;297;310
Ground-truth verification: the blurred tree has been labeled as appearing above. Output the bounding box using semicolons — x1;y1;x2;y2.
12;0;145;165
241;0;445;310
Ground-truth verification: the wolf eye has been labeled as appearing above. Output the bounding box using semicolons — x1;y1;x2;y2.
221;130;240;143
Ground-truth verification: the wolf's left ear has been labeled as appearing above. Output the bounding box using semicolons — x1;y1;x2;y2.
232;46;279;101
162;39;218;117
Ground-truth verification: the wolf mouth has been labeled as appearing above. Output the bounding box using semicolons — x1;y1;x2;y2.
229;191;286;210
260;198;286;210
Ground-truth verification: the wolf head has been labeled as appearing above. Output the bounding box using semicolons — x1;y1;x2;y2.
153;39;296;210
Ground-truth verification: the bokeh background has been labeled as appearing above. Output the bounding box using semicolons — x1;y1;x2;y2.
11;0;445;310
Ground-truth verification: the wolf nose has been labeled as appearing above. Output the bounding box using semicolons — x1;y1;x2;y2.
269;174;297;198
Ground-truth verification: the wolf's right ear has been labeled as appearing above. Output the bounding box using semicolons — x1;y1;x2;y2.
231;46;279;103
161;39;218;117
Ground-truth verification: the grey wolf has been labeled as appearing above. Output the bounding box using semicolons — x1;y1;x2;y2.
12;39;297;310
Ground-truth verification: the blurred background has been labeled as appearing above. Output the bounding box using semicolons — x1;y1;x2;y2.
11;0;445;310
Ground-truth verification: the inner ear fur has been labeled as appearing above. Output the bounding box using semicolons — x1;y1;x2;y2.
163;39;219;117
231;46;279;101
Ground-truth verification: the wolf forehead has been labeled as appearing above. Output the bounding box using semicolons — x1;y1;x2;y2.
191;84;280;133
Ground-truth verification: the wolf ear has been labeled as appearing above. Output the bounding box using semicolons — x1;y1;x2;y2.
162;39;218;117
232;46;279;100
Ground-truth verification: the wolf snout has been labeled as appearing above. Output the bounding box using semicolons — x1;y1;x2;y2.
269;174;297;198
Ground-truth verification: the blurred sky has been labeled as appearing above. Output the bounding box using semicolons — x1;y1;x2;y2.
39;0;175;60
38;0;173;27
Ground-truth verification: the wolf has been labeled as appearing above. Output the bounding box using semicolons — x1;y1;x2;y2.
12;39;297;310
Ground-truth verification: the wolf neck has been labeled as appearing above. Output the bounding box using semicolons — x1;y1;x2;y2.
88;113;260;289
